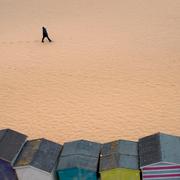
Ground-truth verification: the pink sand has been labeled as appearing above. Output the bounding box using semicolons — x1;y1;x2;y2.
0;0;180;143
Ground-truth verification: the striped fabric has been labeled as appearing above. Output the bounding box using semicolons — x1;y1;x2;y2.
142;162;180;180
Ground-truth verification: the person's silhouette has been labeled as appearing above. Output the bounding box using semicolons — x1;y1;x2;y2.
42;27;52;43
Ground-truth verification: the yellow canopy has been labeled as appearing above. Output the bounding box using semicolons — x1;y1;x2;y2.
100;168;140;180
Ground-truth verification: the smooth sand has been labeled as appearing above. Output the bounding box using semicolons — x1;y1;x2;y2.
0;0;180;143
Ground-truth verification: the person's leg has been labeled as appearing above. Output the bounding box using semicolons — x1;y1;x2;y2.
47;35;52;42
42;36;45;43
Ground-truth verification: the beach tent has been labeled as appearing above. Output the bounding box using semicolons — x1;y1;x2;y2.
139;132;180;180
100;140;140;180
14;138;62;180
57;140;101;180
0;129;27;180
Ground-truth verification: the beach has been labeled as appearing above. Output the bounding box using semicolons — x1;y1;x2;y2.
0;0;180;143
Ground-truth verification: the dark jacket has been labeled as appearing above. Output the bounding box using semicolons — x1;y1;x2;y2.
42;27;48;36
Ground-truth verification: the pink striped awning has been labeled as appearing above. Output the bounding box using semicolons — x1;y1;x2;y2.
142;162;180;180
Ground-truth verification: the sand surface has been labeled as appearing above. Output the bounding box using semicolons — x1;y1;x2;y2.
0;0;180;143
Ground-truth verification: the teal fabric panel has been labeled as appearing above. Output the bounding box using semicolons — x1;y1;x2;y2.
57;168;98;180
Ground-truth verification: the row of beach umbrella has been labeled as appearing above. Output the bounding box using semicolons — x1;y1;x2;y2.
0;129;180;180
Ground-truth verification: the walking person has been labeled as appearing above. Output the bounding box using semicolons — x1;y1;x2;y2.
42;27;52;43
